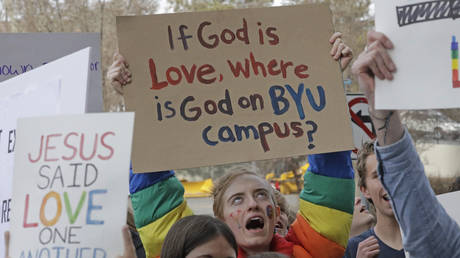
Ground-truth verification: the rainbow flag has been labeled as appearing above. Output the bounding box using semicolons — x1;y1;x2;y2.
452;36;460;88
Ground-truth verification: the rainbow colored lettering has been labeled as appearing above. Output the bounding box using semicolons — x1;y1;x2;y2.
452;36;460;88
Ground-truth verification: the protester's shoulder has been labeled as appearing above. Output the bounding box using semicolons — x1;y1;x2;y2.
348;229;373;247
343;230;373;258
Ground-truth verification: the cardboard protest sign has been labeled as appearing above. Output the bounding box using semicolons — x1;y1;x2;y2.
0;48;91;258
347;94;375;159
9;112;134;258
375;0;460;109
437;190;460;226
117;5;353;173
0;33;102;112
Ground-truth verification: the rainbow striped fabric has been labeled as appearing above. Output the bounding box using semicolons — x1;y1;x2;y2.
130;170;193;257
289;151;355;257
130;151;354;257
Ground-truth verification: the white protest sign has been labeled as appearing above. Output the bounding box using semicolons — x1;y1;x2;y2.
375;0;460;109
0;48;91;258
0;33;102;112
9;113;134;258
437;190;460;226
347;94;375;159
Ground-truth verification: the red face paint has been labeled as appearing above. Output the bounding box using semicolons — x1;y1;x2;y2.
230;211;242;229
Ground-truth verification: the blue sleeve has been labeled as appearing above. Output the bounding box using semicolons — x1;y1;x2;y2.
375;129;460;257
308;151;354;179
129;168;175;194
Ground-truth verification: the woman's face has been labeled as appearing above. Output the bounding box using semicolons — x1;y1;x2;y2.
275;211;289;237
185;235;237;258
220;174;278;253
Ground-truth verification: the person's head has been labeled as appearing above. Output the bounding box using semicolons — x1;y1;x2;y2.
161;215;237;258
273;190;294;237
357;141;394;218
349;196;375;238
212;165;279;254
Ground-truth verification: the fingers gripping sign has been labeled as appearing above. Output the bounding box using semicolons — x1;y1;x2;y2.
352;31;404;145
356;236;380;258
107;53;132;95
367;31;394;50
329;32;353;71
365;41;396;80
351;31;397;109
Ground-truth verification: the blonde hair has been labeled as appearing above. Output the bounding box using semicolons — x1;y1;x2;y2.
357;140;377;210
212;165;276;219
357;140;375;188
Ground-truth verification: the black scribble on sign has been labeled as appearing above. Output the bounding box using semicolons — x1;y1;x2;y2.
396;0;460;27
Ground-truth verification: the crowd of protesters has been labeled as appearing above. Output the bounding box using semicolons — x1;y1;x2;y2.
108;29;460;257
4;9;460;258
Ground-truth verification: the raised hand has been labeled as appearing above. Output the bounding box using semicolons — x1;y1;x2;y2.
351;31;396;108
351;31;403;146
107;53;132;95
329;32;353;71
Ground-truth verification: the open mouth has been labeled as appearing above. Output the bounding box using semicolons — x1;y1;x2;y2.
359;206;367;213
275;221;284;230
246;216;265;231
382;193;390;201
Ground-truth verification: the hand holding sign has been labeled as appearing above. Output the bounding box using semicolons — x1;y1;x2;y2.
352;31;404;146
375;0;460;109
107;53;131;95
329;32;353;70
352;31;395;112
